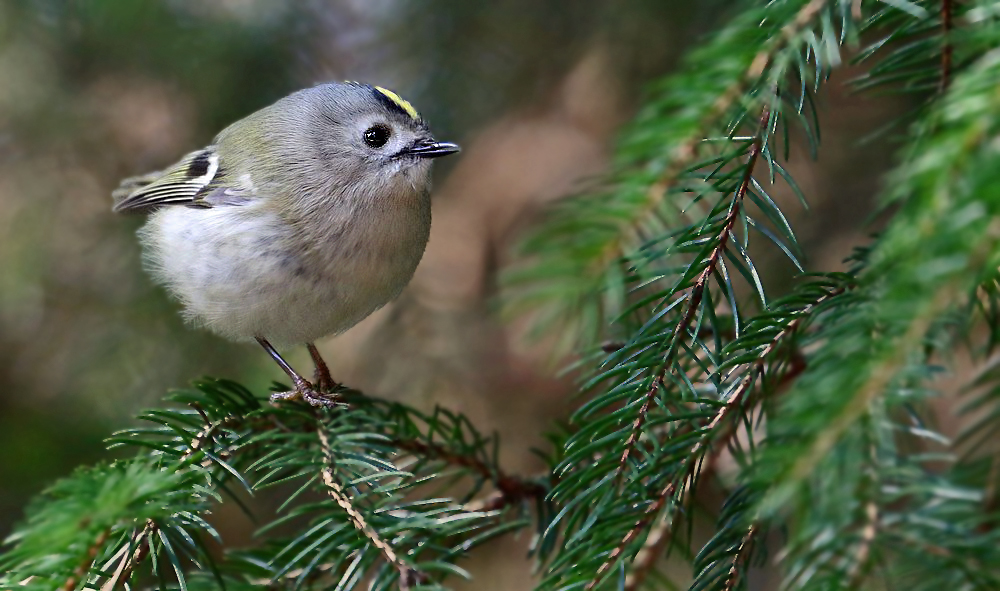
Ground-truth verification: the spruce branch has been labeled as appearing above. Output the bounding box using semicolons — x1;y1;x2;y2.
621;510;674;591
503;0;856;349
614;100;773;491
316;426;420;587
598;279;847;590
779;287;955;502
391;437;547;508
60;527;109;591
0;379;535;591
723;524;758;591
588;102;773;589
587;0;825;283
845;499;879;588
693;284;844;459
753;42;1000;591
101;521;156;591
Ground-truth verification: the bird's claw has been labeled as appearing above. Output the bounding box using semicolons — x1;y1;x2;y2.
270;378;343;408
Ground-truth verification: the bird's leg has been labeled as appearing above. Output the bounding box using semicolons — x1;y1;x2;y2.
255;337;338;407
307;342;339;392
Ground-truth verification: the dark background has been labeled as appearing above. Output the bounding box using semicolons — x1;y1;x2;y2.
0;2;901;587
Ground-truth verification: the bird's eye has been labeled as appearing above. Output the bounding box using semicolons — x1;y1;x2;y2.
363;124;391;148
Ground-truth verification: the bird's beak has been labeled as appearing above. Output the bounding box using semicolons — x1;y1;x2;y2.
403;139;461;159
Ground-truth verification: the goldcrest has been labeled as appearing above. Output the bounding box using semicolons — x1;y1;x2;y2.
113;82;459;405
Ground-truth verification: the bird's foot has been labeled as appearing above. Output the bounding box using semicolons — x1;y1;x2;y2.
313;369;340;394
270;377;343;408
307;343;339;393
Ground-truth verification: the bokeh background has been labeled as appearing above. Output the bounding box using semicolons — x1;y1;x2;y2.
0;1;905;588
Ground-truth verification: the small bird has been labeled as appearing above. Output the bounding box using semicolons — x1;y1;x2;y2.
113;82;459;406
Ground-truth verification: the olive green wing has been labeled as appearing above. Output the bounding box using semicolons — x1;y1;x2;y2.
112;147;223;213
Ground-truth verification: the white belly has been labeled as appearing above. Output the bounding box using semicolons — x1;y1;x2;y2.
139;201;429;345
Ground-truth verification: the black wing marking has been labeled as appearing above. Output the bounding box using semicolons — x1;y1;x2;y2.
112;147;222;213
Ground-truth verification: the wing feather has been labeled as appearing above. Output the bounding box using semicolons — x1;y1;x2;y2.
112;147;221;213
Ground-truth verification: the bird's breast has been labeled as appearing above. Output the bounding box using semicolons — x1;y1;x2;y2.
296;187;433;328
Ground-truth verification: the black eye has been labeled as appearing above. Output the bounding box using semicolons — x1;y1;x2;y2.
363;124;391;148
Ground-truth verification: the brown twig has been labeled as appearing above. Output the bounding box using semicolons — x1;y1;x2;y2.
590;279;845;589
622;511;673;591
391;438;547;509
586;103;772;590
317;427;421;587
623;97;772;467
624;330;812;591
95;407;244;591
590;2;835;493
846;499;879;588
61;528;110;591
940;0;954;93
588;0;827;281
179;409;243;463
623;463;719;591
613;96;773;482
100;520;156;591
724;524;759;591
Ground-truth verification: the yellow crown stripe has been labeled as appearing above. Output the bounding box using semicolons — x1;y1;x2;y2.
374;86;420;121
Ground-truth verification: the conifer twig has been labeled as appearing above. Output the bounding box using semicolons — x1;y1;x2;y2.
101;520;156;591
391;438;547;507
621;464;719;591
846;499;879;588
317;427;421;588
180;406;242;463
614;98;772;488
690;285;845;461
622;511;673;591
589;0;827;278
593;280;844;588
723;524;759;591
590;102;772;589
61;527;109;591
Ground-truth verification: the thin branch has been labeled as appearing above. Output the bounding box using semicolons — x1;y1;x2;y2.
940;0;954;93
724;524;759;591
614;98;773;486
587;103;772;590
846;499;879;588
622;511;673;591
691;286;843;461
317;427;421;587
180;406;244;463
589;0;827;278
622;463;719;591
591;282;845;589
101;520;156;591
61;527;110;591
587;481;679;591
391;438;547;507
